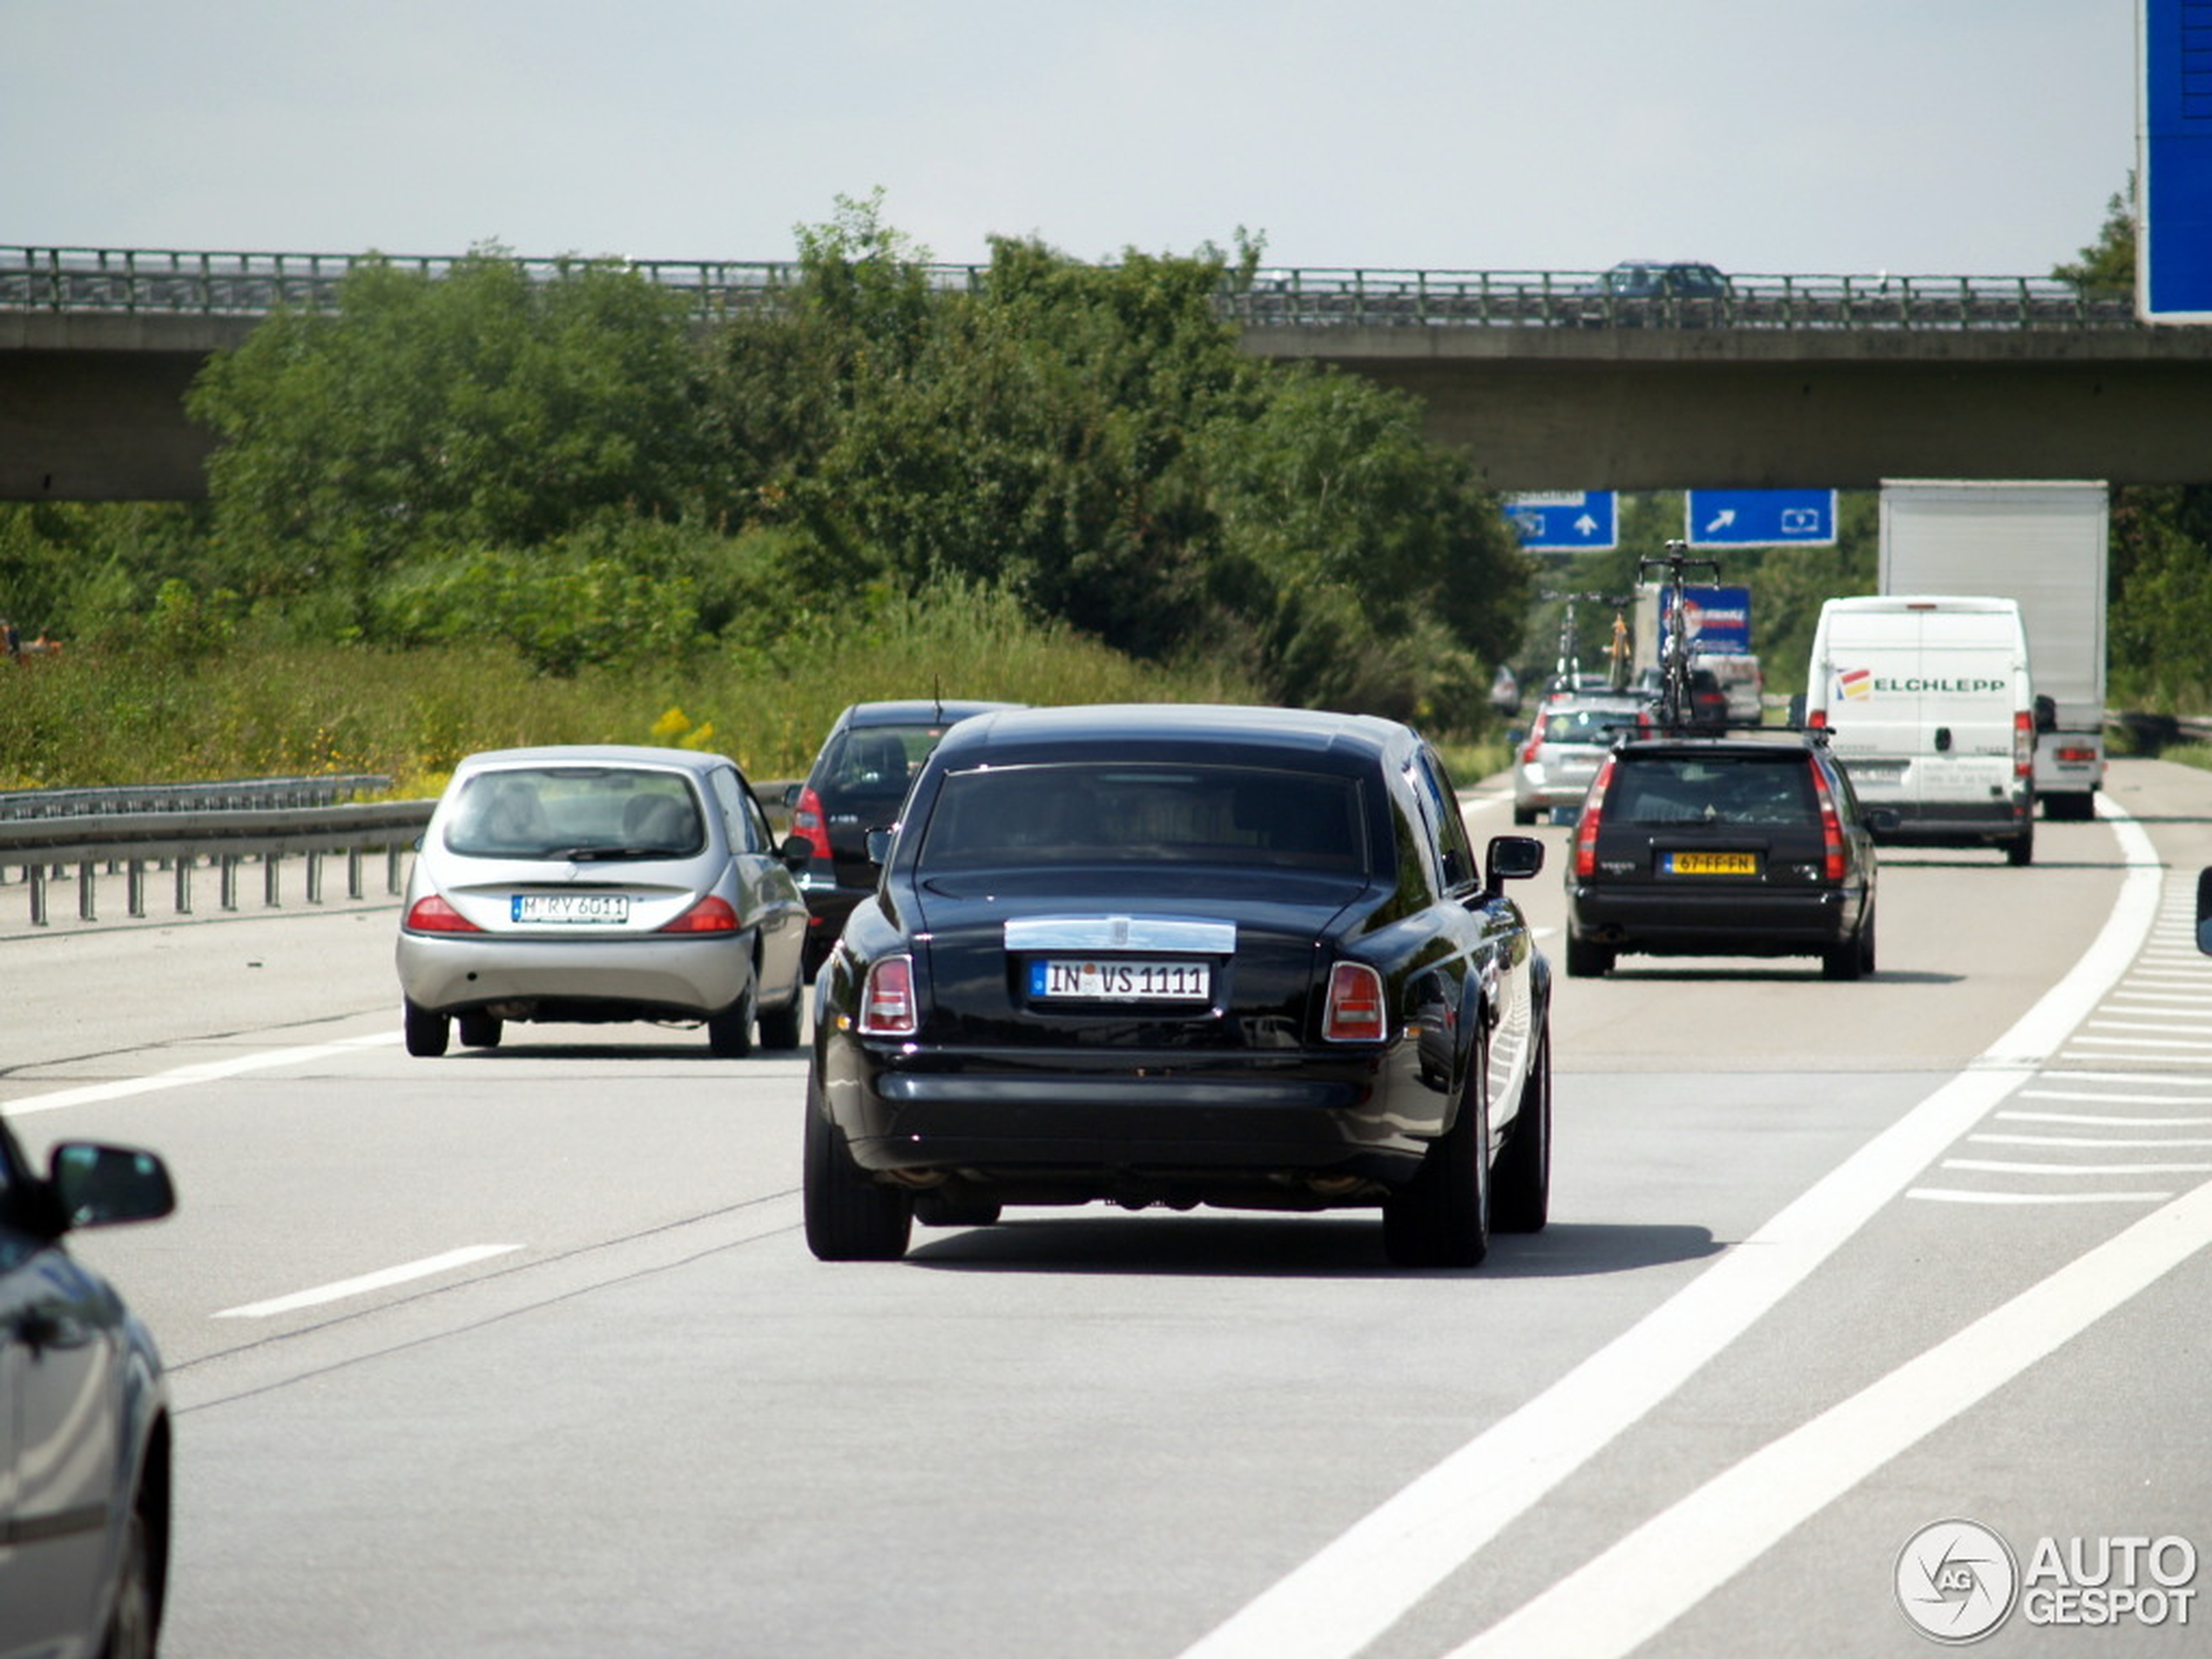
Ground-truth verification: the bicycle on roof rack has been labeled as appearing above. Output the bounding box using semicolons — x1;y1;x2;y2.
1541;590;1635;697
1640;541;1723;732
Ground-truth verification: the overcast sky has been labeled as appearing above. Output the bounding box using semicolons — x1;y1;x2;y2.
1;1;2138;276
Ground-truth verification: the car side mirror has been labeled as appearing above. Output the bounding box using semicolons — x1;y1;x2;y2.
2197;867;2212;955
865;827;896;866
1485;833;1546;893
782;781;802;808
2034;693;2058;735
778;834;813;872
1865;807;1901;836
47;1143;175;1231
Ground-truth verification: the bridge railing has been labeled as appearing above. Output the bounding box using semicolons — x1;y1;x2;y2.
0;246;2142;333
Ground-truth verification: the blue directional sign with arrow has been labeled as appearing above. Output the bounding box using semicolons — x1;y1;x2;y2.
1503;490;1617;551
1683;489;1837;548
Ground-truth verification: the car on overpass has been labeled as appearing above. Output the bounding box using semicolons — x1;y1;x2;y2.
1572;260;1731;326
801;704;1554;1268
0;1113;176;1659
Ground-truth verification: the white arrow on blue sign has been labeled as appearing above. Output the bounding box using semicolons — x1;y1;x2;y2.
1503;490;1617;550
1683;489;1837;548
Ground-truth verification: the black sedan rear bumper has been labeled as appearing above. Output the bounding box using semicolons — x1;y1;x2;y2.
819;1039;1440;1201
1567;883;1864;955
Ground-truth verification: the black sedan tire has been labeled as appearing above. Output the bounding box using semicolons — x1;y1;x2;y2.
403;999;450;1058
1564;932;1614;978
1383;1037;1491;1268
1492;1022;1551;1234
804;1082;913;1261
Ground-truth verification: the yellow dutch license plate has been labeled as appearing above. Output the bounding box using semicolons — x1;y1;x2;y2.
1665;851;1757;876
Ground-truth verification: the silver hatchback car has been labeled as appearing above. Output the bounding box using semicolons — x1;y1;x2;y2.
1512;695;1651;824
396;745;811;1057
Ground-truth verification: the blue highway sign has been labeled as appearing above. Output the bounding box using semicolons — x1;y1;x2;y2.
2141;0;2212;320
1683;489;1837;548
1504;490;1616;550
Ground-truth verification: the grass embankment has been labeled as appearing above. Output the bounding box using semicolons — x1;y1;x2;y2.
0;594;1281;798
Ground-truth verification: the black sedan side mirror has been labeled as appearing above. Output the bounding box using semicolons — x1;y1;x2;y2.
1485;833;1546;894
778;834;814;873
2197;867;2212;956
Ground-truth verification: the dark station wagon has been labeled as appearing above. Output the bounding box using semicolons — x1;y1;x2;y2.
1562;729;1884;980
803;704;1554;1268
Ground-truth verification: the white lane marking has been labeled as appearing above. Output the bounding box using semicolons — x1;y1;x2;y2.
3;1031;400;1115
214;1244;524;1318
1976;1133;2212;1147
2067;1035;2212;1049
1175;802;2161;1659
1943;1157;2212;1175
1908;1188;2173;1205
1447;1176;2212;1659
2036;1069;2212;1087
2006;1105;2212;1120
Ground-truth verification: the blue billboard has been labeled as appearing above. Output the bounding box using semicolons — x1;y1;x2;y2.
1503;490;1617;551
1683;489;1837;548
2141;0;2212;320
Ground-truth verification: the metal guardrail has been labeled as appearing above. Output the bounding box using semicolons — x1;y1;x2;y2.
0;773;395;819
0;246;2141;334
0;798;433;927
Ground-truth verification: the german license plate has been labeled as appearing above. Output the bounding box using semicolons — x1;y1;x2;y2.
1030;959;1211;1001
1664;851;1757;876
513;894;631;924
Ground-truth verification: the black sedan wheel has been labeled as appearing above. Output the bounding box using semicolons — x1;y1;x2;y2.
1492;1022;1551;1234
803;1081;913;1261
1383;1037;1491;1268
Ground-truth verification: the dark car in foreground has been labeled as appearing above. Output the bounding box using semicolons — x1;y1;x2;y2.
396;745;811;1056
1;1114;175;1659
1563;729;1882;980
803;704;1553;1268
786;699;1022;976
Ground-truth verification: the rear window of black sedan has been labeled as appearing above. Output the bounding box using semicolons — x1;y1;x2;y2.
915;764;1367;873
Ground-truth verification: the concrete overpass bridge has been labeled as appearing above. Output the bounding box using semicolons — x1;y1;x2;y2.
6;246;2211;500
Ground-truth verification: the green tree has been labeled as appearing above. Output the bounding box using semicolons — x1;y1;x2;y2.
187;247;708;625
2054;175;2136;296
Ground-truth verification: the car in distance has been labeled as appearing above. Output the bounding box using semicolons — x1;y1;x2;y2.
1562;729;1884;980
1513;694;1652;824
1572;260;1731;326
1633;664;1731;732
804;704;1553;1269
785;699;1022;977
1;1113;175;1659
396;745;812;1057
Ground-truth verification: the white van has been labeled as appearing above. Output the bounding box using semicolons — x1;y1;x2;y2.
1803;595;2038;866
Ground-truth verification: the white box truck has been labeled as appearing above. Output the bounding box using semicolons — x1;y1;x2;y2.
1878;480;2108;820
1804;595;2038;865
